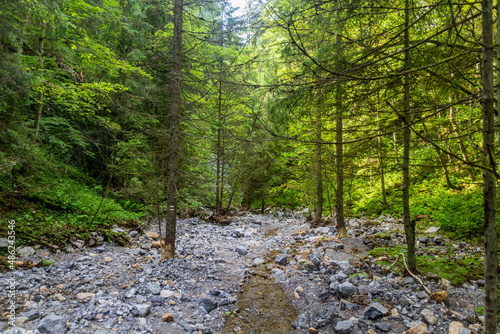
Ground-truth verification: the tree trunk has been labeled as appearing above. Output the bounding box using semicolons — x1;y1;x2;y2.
33;22;46;141
481;1;498;332
376;112;387;206
315;102;323;220
215;79;222;216
335;80;347;238
162;0;183;260
402;0;416;271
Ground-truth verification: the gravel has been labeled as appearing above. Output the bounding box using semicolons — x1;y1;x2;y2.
0;212;491;333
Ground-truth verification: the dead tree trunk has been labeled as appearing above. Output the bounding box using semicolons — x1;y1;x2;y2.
162;0;183;260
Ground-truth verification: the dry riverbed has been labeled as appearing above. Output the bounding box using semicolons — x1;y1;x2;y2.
0;212;491;334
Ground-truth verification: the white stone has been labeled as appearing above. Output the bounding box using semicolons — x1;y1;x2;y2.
424;227;440;234
160;290;175;298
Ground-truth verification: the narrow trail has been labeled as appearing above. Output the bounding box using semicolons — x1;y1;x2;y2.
0;212;487;334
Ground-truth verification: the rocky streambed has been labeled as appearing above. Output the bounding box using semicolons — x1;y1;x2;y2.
0;212;492;334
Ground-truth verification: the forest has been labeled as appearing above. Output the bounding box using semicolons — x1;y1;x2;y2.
0;0;499;332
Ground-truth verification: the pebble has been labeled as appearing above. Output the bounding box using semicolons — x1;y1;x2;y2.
420;309;437;325
275;254;288;265
235;245;248;256
161;313;174;322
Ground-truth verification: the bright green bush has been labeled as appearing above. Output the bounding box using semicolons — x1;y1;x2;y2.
435;189;485;240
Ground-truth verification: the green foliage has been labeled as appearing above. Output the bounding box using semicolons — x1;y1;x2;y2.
435;189;485;240
369;246;484;286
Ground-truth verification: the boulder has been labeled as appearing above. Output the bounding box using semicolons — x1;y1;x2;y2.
363;302;388;319
335;320;355;334
334;281;358;298
198;297;217;312
17;246;35;258
35;314;69;334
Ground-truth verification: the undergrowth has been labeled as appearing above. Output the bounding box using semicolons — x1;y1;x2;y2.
354;179;497;241
368;246;484;286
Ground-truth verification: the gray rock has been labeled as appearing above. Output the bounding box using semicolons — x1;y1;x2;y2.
358;285;369;295
363;302;388;319
147;282;161;295
0;238;10;248
21;308;40;320
308;254;321;267
328;260;352;274
235;246;248;256
234;229;244;237
132;304;151;317
128;230;139;238
77;256;92;262
459;328;471;334
149;295;164;305
369;280;381;294
433;236;444;245
253;257;265;266
417;291;427;299
275;255;288;265
292;306;340;329
297;259;316;271
375;322;391;332
198;298;217;312
332;272;347;283
335;320;355;334
420;309;437;325
71;239;85;248
334;281;358;298
425;226;440;234
18;246;35;258
35;314;69;333
4;327;26;334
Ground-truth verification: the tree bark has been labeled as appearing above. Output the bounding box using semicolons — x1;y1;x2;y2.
481;1;498;332
162;0;183;260
336;80;347;238
376;112;387;206
315;101;323;220
335;12;347;238
402;0;416;271
33;22;46;141
215;79;222;215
